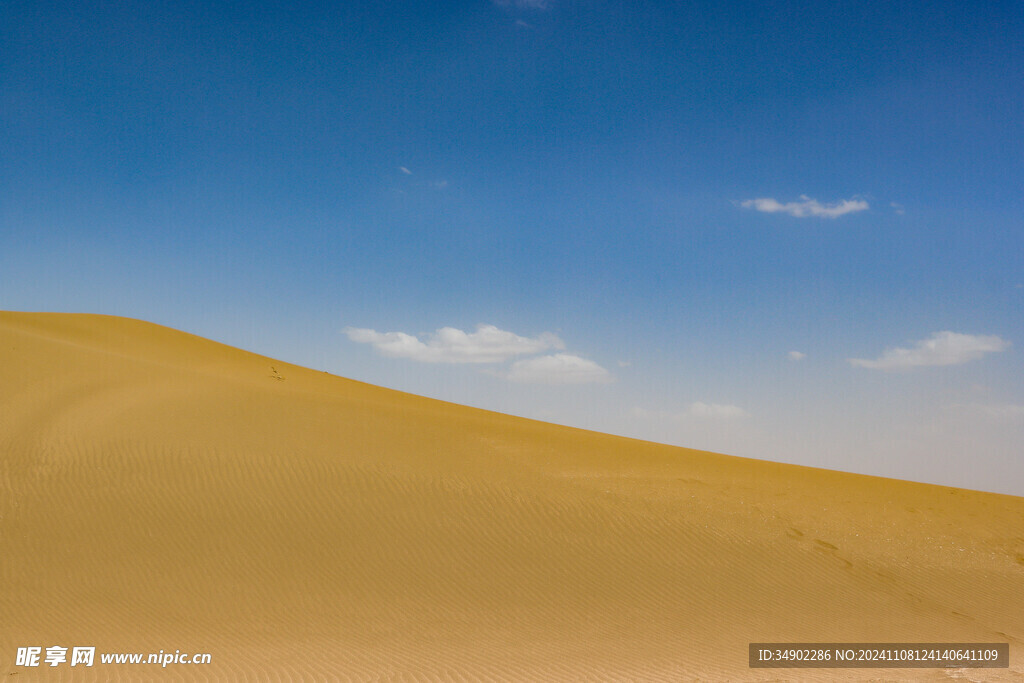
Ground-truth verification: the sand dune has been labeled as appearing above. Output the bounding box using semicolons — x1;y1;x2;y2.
1;311;1022;681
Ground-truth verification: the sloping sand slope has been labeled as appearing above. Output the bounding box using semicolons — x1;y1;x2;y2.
2;311;1022;681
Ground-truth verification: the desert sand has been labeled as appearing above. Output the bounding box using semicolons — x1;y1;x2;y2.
1;311;1022;681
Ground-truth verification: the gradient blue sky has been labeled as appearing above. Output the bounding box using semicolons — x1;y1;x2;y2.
3;0;1022;495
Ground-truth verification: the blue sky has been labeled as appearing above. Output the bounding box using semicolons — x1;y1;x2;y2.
2;0;1022;495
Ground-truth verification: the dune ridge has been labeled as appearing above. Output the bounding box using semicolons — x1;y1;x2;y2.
1;311;1022;681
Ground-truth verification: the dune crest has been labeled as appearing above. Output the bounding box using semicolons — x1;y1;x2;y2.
2;311;1022;680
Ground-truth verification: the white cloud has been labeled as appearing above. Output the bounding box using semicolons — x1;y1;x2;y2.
788;351;806;361
739;195;869;218
506;354;612;384
632;402;749;420
345;324;564;364
399;166;412;175
687;402;749;419
849;331;1010;371
890;201;905;215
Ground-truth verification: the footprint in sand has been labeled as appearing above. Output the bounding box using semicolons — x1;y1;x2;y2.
814;539;853;569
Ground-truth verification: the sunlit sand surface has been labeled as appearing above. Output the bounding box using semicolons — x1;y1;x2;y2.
2;311;1022;680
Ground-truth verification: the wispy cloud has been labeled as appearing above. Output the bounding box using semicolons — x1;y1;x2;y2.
505;354;612;384
399;166;412;175
345;324;563;364
849;331;1010;371
632;402;749;420
493;0;549;9
739;195;868;218
788;351;806;361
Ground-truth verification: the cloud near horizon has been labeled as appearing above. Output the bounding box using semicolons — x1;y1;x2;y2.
345;324;564;363
849;331;1010;370
952;403;1024;420
739;195;868;218
505;353;612;384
